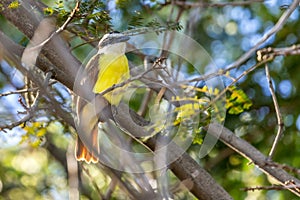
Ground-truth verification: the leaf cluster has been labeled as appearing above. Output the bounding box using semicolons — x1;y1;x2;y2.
226;86;252;115
21;121;47;147
44;0;112;38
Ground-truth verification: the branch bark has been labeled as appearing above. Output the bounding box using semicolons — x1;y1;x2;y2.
206;123;300;197
0;0;81;90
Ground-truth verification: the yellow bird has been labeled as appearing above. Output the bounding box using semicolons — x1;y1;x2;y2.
75;32;130;163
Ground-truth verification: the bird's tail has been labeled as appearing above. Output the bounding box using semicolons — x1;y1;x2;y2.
75;126;99;164
74;95;100;164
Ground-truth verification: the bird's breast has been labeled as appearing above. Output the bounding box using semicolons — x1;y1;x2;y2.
93;53;130;104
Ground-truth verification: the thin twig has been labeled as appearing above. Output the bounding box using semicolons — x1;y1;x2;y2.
172;0;263;8
26;1;80;52
121;1;299;91
266;161;300;175
137;56;157;116
257;44;300;60
265;64;284;158
122;26;177;37
137;89;153;117
0;4;79;131
186;67;235;84
81;164;105;199
0;71;53;131
0;112;32;131
188;42;299;112
98;57;166;97
272;44;300;56
242;184;300;192
183;43;300;85
225;0;300;71
104;179;117;200
160;0;184;59
206;57;273;110
0;87;38;97
207;123;300;197
66;142;80;200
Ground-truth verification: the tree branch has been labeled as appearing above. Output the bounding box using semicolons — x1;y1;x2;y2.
0;0;82;89
265;64;284;158
226;0;300;70
206;123;300;197
171;0;264;8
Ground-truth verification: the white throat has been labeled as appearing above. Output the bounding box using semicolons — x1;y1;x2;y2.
98;42;126;55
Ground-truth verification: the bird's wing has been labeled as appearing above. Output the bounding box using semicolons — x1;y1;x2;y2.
80;53;101;89
75;53;101;163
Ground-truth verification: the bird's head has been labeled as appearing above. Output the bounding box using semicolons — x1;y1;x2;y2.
98;32;130;49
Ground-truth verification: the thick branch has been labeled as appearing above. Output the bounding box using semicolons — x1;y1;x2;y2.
206;123;300;197
110;103;232;200
0;0;81;90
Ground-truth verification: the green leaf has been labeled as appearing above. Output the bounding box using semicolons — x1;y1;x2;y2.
8;0;20;9
21;122;47;147
193;130;204;145
226;86;252;115
43;7;54;16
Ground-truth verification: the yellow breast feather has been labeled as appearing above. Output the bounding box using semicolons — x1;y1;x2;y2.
93;53;130;105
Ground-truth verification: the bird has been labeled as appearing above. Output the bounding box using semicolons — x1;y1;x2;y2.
75;32;130;163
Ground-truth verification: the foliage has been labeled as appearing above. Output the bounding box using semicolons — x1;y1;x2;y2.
7;0;19;9
21;121;47;147
226;86;252;115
